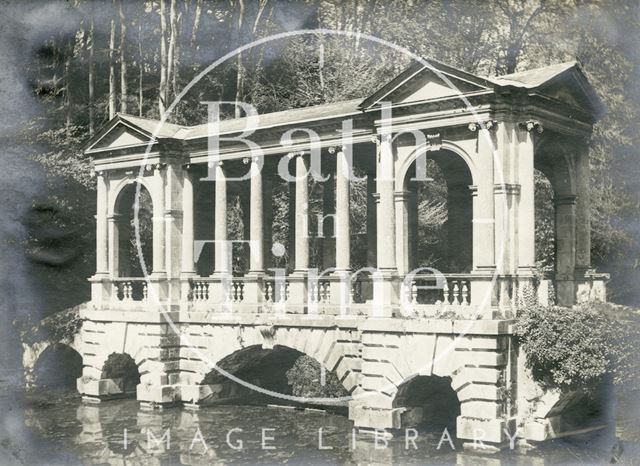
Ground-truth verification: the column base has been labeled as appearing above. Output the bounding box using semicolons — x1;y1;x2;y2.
89;273;111;306
371;270;399;318
330;269;352;315
286;271;308;313
243;271;265;308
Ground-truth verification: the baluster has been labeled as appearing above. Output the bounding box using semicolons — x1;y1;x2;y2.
232;281;238;302
279;281;287;303
199;282;205;301
452;282;460;305
142;282;148;301
239;282;244;302
321;281;328;303
411;280;418;304
443;280;450;304
113;283;120;301
265;281;273;303
462;281;469;306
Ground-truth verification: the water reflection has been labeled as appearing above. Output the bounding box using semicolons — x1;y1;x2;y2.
22;389;623;465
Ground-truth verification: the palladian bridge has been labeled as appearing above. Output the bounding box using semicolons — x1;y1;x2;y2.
68;59;609;449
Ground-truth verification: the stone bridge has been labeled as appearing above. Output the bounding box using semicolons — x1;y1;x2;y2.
45;59;610;450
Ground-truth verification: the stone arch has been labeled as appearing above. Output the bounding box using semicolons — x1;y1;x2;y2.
397;144;475;273
108;176;156;217
111;180;154;277
30;342;83;389
187;324;360;397
534;137;576;197
99;352;142;397
395;141;478;191
392;374;461;430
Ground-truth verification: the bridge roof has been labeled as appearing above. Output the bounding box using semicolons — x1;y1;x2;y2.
85;59;604;153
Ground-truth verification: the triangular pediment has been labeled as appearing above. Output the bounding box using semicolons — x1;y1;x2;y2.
101;125;149;148
536;69;604;118
84;115;155;153
360;60;492;109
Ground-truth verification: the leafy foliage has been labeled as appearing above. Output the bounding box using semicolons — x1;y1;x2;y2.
515;302;640;393
17;305;83;345
285;355;349;399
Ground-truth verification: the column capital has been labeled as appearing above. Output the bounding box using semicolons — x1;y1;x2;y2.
468;120;498;132
518;120;544;133
148;162;167;172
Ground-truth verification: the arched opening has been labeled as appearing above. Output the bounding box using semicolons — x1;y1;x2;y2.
199;345;348;408
33;343;82;389
113;183;153;278
405;150;473;273
534;168;556;276
101;353;141;397
535;142;577;305
393;375;461;433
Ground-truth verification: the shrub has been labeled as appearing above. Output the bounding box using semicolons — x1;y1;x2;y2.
515;302;640;393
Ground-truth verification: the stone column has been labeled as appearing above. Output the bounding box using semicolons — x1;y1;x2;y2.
408;185;419;271
249;156;264;272
289;154;310;310
210;161;230;306
244;156;265;307
377;137;397;271
374;136;399;316
180;166;196;302
263;175;273;269
394;190;411;275
366;172;377;267
555;195;577;306
574;145;591;274
517;127;536;275
331;149;351;310
335;149;350;271
108;214;120;278
152;165;166;275
472;127;496;272
91;172;111;304
96;172;108;274
294;154;310;271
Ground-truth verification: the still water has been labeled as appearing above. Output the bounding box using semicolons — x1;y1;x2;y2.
8;389;637;465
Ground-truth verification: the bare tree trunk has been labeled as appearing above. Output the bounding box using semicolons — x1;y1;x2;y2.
159;0;168;115
109;17;116;119
190;0;202;47
64;43;71;136
88;16;95;136
169;0;179;97
234;0;245;118
138;12;143;117
119;0;127;114
318;38;325;99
